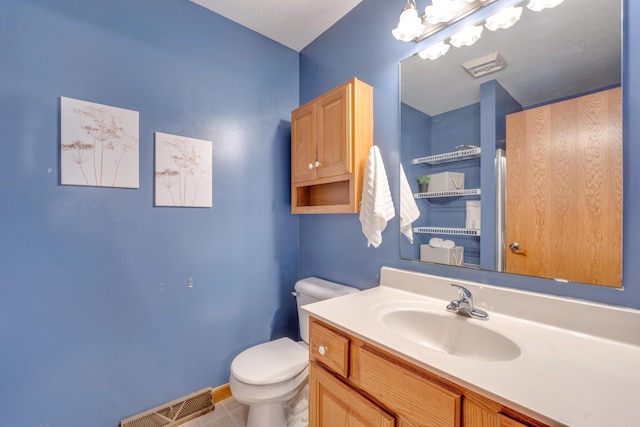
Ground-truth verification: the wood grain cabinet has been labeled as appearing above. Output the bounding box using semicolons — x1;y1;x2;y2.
309;365;395;427
291;78;373;214
308;317;549;427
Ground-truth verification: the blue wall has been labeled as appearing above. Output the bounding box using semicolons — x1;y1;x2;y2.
479;80;522;269
399;103;431;261
1;0;639;425
0;0;299;426
399;103;481;264
299;0;640;308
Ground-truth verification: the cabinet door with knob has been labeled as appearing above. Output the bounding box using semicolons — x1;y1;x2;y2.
292;83;352;184
315;83;352;179
291;102;318;184
309;362;395;427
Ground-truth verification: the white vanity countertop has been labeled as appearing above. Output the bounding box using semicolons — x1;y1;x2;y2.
302;267;640;427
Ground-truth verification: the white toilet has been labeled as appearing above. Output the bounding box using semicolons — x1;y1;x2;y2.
229;277;359;427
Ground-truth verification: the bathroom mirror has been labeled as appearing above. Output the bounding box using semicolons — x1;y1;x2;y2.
399;0;623;287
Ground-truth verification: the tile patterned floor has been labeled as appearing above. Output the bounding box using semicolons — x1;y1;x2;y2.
182;397;249;427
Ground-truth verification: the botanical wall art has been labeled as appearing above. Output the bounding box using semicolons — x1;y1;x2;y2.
155;132;212;207
60;97;139;188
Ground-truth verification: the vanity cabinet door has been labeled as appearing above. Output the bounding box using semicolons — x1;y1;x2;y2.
497;414;532;427
463;398;498;426
309;362;395;427
463;394;546;427
356;346;461;426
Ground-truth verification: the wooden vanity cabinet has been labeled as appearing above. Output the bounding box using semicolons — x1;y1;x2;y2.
308;317;548;427
463;394;536;427
309;364;395;427
291;78;373;214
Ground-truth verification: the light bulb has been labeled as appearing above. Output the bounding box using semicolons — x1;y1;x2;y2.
418;41;451;60
392;3;425;41
450;25;483;47
425;0;462;25
527;0;564;12
485;6;523;31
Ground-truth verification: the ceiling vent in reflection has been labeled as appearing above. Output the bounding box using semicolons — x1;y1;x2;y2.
462;51;507;78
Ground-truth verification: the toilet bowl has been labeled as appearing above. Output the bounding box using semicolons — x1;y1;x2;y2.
229;277;359;427
230;338;309;426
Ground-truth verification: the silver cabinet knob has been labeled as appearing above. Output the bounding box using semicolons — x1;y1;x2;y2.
318;345;328;355
314;160;321;167
308;163;314;170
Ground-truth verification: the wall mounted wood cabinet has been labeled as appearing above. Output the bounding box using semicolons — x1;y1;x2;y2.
308;317;548;427
291;78;373;214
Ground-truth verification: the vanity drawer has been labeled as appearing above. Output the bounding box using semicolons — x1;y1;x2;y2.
309;318;350;378
357;345;462;426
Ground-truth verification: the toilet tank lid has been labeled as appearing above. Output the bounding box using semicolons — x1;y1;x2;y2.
294;277;360;299
231;337;308;385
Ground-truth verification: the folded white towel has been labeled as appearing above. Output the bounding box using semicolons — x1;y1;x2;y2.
441;239;455;249
429;238;455;248
399;164;420;244
359;146;395;248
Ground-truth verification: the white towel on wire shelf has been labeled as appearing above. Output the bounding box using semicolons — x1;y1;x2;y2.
359;146;395;248
399;164;420;243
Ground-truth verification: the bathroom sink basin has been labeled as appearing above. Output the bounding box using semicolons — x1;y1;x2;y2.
378;309;521;361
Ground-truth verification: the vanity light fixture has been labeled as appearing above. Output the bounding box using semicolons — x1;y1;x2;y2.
392;0;426;42
394;0;563;44
402;0;563;62
393;0;499;43
450;24;484;47
424;0;462;25
527;0;564;12
485;6;523;31
418;41;451;60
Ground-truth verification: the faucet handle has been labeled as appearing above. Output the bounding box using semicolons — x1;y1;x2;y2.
449;284;472;300
445;299;460;313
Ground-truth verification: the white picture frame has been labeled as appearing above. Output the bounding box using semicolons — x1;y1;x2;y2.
60;97;139;188
154;132;212;208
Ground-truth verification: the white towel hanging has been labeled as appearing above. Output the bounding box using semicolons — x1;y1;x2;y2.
359;146;395;248
399;164;420;244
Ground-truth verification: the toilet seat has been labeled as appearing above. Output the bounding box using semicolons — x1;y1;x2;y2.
231;337;308;385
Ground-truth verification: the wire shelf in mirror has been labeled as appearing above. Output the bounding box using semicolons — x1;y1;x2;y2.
412;147;481;165
414;227;481;236
415;188;481;198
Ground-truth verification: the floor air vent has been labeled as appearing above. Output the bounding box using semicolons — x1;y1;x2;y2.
120;387;215;427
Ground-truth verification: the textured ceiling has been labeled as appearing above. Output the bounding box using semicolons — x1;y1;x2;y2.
190;0;363;52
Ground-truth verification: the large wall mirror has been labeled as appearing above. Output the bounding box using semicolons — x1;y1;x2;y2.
399;0;623;288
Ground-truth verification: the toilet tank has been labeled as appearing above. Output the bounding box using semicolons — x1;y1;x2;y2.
294;277;359;344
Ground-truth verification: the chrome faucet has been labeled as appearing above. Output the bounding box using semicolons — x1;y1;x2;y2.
446;284;488;320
